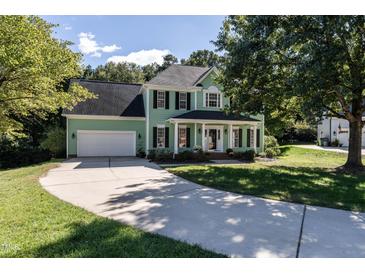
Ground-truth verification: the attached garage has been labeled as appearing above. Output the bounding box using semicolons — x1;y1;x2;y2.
77;130;136;157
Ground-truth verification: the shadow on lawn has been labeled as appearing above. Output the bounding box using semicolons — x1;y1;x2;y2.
176;165;365;212
32;219;221;258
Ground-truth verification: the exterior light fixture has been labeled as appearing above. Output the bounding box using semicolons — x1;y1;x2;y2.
72;133;75;139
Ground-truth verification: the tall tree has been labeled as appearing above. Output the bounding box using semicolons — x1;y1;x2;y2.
214;15;365;170
142;62;159;81
158;54;178;72
181;49;223;68
86;62;145;83
0;16;93;136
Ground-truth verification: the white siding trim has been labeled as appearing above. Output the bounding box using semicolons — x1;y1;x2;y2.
146;89;149;153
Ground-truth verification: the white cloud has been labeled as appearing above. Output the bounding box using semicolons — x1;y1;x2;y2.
107;49;170;66
64;24;72;31
78;32;121;58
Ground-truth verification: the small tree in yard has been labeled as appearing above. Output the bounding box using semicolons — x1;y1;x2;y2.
40;127;66;157
0;16;94;136
214;16;365;170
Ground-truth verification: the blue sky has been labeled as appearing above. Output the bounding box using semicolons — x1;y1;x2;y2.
42;16;226;68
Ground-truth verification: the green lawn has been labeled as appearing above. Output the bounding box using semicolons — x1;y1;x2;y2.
0;161;223;258
168;146;365;212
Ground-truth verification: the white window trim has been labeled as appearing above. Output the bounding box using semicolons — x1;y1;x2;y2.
179;92;187;109
203;86;222;108
157;90;165;109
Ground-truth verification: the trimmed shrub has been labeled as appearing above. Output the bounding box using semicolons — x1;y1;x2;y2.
147;149;173;162
242;149;255;161
226;148;233;154
40;127;66;158
136;148;146;158
176;150;194;161
264;135;281;158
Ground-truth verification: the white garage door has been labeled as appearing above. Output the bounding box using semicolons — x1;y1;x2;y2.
77;130;136;157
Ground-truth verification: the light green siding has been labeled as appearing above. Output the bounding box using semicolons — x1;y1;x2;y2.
67;118;145;156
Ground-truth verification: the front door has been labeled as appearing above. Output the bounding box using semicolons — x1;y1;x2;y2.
208;129;217;150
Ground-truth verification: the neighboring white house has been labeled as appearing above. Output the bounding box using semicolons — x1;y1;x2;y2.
317;116;365;147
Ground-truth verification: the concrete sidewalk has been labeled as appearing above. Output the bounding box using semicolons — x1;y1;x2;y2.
40;157;365;258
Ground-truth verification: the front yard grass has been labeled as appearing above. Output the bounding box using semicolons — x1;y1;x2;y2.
0;161;223;258
167;146;365;212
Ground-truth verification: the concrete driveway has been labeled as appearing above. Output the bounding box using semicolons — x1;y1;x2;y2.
40;157;365;258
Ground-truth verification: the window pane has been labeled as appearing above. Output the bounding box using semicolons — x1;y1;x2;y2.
157;91;165;108
179;92;187;109
233;129;239;148
178;127;187;148
208;93;218;107
157;127;165;148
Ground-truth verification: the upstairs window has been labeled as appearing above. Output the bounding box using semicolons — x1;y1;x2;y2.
205;93;221;108
179;92;187;109
157;91;165;108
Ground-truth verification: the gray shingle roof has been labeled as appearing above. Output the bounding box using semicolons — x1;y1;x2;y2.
63;79;145;117
147;65;212;87
172;110;260;122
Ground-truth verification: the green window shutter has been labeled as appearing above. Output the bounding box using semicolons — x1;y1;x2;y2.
246;129;251;147
187;93;191;110
153;90;157;109
165;91;169;109
186;127;191;148
153;127;157;148
165;127;169;148
239;128;242;147
175;92;180;110
256;129;260;147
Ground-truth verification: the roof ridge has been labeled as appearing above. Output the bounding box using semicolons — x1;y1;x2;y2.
73;78;142;86
174;64;211;69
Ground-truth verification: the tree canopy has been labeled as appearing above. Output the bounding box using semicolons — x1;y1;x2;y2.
214;15;365;169
83;62;145;83
0;16;93;136
181;49;223;68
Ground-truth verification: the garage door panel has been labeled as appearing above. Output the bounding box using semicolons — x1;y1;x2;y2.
77;131;136;157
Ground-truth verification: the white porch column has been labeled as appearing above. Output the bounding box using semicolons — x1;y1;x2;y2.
228;124;233;148
253;124;257;153
174;122;179;155
201;123;205;151
194;123;197;147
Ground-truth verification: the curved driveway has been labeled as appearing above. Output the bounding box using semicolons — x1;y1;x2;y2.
40;157;365;257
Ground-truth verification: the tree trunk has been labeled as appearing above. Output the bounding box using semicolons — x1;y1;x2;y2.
344;119;363;169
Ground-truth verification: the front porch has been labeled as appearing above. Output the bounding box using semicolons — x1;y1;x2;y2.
168;116;263;156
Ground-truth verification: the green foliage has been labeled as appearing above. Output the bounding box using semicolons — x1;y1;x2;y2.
142;62;159;81
84;62;145;83
180;50;223;68
264;135;281;158
136;148;146;158
214;16;365;167
0;16;94;136
147;149;173;162
158;54;178;72
175;150;195;161
242;149;255;161
226;148;233;154
40;127;66;157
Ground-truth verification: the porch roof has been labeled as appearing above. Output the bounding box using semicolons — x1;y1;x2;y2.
169;110;260;124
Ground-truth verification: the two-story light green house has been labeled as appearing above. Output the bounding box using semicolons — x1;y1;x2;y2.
63;65;264;157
